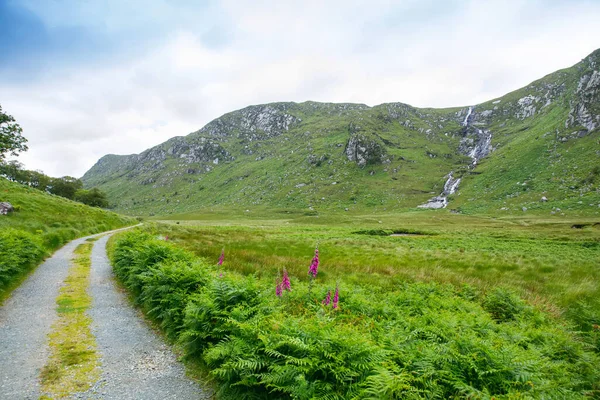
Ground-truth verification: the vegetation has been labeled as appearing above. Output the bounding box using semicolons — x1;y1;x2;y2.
0;104;27;161
40;240;100;398
0;161;109;206
74;188;109;208
109;218;600;399
0;178;134;301
82;50;599;217
151;210;600;335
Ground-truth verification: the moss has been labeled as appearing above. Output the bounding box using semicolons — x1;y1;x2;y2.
39;242;100;398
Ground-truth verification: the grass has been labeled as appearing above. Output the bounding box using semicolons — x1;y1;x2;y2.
82;50;600;218
152;210;600;331
108;224;600;398
0;178;134;302
39;240;100;398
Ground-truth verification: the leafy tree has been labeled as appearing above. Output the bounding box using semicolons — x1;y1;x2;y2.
0;160;25;181
74;188;109;208
28;170;51;191
48;176;83;200
0;104;28;161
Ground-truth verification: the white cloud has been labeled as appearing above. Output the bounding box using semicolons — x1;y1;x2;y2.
2;0;600;177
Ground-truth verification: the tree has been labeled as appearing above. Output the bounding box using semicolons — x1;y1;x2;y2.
0;105;28;161
29;170;51;191
0;160;25;182
74;188;109;208
48;176;83;200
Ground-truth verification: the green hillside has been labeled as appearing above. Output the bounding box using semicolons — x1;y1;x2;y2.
0;178;134;300
82;49;600;216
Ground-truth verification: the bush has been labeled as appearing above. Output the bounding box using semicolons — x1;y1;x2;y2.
109;230;600;399
482;288;527;322
0;229;45;294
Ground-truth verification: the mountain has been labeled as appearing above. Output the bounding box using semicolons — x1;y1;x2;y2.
82;49;600;216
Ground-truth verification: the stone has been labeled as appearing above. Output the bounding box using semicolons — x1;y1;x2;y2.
541;196;548;202
0;202;14;215
345;132;386;168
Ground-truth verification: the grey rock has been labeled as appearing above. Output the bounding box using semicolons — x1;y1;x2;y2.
345;133;386;168
0;202;14;215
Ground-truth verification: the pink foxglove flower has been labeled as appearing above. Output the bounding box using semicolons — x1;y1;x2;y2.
217;249;224;266
282;268;291;291
276;282;283;297
322;290;331;306
308;248;319;278
165;235;169;241
332;286;339;309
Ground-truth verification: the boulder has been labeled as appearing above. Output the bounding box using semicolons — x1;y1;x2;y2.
0;202;14;215
345;133;386;168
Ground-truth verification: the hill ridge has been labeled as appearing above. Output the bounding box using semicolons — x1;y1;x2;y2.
82;49;600;216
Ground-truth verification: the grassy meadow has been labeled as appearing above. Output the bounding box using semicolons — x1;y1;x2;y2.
153;209;600;329
106;208;600;398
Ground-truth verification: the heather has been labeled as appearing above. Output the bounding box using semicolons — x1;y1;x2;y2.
109;227;600;399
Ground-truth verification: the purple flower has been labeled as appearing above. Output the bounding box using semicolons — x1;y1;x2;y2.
332;286;339;309
276;282;283;297
217;249;224;266
308;248;319;278
282;268;291;291
322;290;331;306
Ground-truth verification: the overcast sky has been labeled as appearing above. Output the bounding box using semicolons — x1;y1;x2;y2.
1;0;599;177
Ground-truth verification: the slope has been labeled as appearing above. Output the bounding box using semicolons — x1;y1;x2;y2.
0;178;134;300
82;49;600;216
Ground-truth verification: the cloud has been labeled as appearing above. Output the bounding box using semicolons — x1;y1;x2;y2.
1;0;600;177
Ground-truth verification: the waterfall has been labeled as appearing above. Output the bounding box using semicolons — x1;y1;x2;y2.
417;172;461;209
418;105;492;209
462;106;473;127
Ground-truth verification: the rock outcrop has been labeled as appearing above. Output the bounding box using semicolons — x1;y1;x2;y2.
566;60;600;133
345;132;386;168
0;202;14;215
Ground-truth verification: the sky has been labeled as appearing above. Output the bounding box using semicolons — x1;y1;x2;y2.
1;0;599;178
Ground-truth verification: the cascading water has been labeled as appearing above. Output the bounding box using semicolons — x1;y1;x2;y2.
417;172;461;209
418;106;492;209
462;106;473;126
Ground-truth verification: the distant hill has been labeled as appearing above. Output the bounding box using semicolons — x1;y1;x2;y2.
82;49;600;216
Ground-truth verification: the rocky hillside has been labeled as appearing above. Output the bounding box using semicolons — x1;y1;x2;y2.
82;49;600;216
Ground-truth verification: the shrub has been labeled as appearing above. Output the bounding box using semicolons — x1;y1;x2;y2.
482;288;527;322
109;229;600;399
0;229;45;294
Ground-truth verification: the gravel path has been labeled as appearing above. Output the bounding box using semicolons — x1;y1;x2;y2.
84;233;211;399
0;231;111;399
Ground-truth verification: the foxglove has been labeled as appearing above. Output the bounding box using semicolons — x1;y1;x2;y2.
332;286;339;309
218;249;224;266
322;290;331;305
282;268;291;291
308;247;319;278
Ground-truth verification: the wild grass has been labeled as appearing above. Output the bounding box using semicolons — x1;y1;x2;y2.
0;178;134;302
40;241;100;398
109;226;600;399
153;211;600;333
